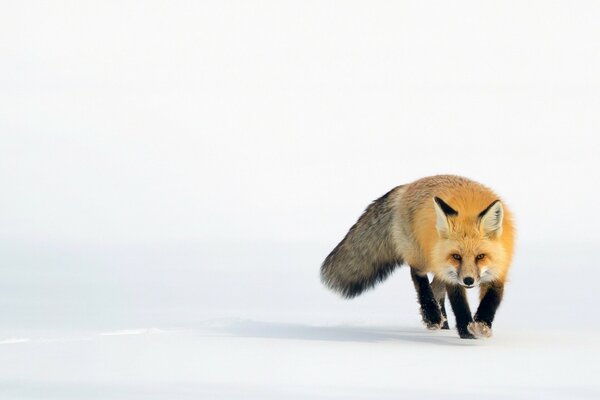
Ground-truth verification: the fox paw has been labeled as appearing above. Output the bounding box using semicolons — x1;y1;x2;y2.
458;328;476;339
425;318;446;330
421;306;445;330
467;321;492;338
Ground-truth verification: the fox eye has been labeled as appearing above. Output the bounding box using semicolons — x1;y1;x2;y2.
476;254;486;261
451;254;462;261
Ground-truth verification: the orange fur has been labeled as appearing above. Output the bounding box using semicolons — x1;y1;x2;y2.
398;175;515;285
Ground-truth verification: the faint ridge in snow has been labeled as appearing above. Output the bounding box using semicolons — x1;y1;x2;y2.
0;337;30;344
99;328;164;336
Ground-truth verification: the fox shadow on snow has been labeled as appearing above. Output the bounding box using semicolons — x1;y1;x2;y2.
209;320;478;346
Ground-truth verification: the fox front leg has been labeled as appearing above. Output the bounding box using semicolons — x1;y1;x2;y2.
468;281;505;338
410;268;444;330
446;283;475;339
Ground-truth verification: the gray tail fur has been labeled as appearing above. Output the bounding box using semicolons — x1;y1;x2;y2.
320;187;403;298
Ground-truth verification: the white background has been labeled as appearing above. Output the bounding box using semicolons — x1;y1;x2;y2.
1;1;599;399
2;1;599;245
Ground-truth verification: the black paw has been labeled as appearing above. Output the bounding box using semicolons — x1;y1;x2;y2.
420;301;444;330
457;327;477;339
441;320;450;330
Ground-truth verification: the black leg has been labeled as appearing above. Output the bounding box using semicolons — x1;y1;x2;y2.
431;277;449;329
446;283;474;339
431;276;450;329
439;298;450;329
410;268;443;329
474;281;504;327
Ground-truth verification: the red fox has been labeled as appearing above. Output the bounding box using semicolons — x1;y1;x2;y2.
321;175;515;339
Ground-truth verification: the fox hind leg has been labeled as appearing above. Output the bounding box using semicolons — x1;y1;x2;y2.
431;277;450;330
410;268;444;330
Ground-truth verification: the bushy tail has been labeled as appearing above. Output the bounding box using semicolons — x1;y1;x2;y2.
320;187;404;298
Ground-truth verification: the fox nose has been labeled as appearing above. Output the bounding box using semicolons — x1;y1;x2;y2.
463;277;475;286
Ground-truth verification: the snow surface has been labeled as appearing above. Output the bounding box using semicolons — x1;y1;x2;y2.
0;241;598;399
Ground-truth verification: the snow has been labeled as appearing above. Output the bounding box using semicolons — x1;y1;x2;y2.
0;242;598;399
2;1;600;398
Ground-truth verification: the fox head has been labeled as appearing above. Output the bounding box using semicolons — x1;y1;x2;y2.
431;196;507;288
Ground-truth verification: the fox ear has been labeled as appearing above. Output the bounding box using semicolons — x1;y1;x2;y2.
478;200;503;238
433;197;458;236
